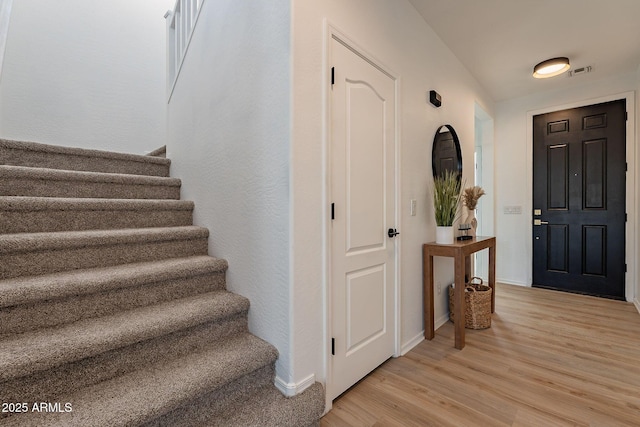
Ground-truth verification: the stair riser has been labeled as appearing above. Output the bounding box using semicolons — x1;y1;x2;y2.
0;316;249;410
0;141;324;426
143;365;276;427
0;144;170;177
1;209;193;233
0;176;180;199
0;273;226;335
0;238;209;279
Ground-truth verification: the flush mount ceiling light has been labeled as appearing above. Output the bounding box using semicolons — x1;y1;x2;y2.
532;57;571;79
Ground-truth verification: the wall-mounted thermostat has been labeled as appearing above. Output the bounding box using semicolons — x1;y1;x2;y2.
429;90;441;107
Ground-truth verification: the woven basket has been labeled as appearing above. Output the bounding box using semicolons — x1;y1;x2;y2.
448;277;492;329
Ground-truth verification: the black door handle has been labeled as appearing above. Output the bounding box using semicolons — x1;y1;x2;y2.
388;228;400;238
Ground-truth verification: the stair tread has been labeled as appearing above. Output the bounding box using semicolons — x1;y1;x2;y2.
0;140;324;425
219;382;325;427
0;139;170;167
0;164;181;186
0;226;209;254
1;332;277;427
147;145;166;157
0;290;250;381
0;255;227;308
0;196;194;211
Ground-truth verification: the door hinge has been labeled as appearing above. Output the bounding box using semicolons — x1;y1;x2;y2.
625;111;628;121
625;264;628;273
331;203;335;220
625;213;628;222
626;162;628;172
331;67;335;86
331;338;335;355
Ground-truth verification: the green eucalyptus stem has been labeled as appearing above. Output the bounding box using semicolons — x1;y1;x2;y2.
433;170;463;226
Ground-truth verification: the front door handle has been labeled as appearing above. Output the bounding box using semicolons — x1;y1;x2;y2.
388;228;400;238
533;219;549;226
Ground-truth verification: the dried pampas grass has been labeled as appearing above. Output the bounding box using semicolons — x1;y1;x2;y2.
462;186;485;210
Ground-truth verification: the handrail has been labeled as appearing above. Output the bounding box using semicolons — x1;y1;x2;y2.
165;0;204;100
0;0;14;85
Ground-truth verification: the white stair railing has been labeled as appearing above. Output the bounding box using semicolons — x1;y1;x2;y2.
0;0;14;85
165;0;204;98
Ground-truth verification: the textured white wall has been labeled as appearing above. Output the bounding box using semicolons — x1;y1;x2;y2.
494;72;637;294
166;0;293;383
0;0;12;84
0;0;172;153
167;0;494;395
636;69;640;309
292;0;494;395
637;68;640;309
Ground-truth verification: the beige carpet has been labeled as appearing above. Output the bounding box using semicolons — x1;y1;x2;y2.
0;139;324;426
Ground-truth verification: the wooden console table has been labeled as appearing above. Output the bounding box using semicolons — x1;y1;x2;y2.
423;236;496;349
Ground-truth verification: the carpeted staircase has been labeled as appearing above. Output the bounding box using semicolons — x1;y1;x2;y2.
0;139;324;426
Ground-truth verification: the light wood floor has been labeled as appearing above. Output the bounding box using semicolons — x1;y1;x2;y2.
321;283;640;426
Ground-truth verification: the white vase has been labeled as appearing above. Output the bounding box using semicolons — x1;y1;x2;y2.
465;209;477;237
436;226;454;244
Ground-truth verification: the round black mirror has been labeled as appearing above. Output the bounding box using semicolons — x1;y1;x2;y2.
432;124;462;180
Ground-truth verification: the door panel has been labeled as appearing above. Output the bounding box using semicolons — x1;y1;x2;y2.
546;224;568;272
330;37;396;399
583;225;606;276
346;265;385;353
346;82;385;252
532;100;625;299
583;139;606;209
547;144;568;209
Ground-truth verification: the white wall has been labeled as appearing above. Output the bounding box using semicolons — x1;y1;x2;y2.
494;72;637;297
0;0;172;153
165;0;294;386
636;67;640;311
292;0;494;399
166;0;494;399
0;0;13;84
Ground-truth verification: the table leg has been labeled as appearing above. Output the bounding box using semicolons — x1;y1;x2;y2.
489;243;496;313
423;246;435;340
454;252;466;349
465;255;471;283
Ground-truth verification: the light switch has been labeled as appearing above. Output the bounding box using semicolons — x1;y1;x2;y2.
504;206;522;215
410;199;417;216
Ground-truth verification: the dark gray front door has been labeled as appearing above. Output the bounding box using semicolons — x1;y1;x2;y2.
532;99;626;299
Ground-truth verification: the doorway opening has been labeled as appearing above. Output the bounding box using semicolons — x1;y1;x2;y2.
473;103;494;280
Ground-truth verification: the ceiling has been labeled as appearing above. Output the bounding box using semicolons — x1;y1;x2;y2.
408;0;640;102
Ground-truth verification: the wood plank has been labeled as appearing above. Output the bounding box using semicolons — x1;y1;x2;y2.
321;283;640;426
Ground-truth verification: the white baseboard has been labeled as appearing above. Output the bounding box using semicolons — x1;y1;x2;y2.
496;278;529;287
435;312;450;329
400;332;424;356
275;373;316;397
634;298;640;314
399;313;451;356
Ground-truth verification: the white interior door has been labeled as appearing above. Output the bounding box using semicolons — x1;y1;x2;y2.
330;36;397;400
